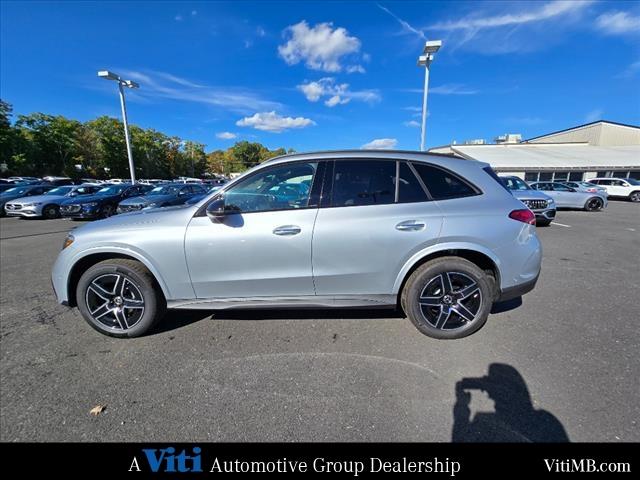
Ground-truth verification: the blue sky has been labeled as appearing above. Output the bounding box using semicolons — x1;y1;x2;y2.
1;1;639;152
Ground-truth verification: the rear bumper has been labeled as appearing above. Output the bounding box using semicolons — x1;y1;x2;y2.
533;208;556;221
496;272;539;302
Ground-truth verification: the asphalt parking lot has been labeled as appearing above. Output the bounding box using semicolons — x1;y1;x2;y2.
0;202;638;442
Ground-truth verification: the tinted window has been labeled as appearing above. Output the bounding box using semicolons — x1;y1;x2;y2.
225;162;317;212
552;183;572;191
524;172;538;182
568;172;584;181
501;176;530;191
331;160;395;207
398;163;428;203
539;172;553;181
412;163;476;200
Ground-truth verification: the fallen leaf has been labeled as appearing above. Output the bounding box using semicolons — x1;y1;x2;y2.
90;405;106;416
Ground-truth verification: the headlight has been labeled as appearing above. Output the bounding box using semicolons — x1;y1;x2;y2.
547;198;555;204
62;234;74;250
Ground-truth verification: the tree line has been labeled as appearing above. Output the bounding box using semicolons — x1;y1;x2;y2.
0;99;293;179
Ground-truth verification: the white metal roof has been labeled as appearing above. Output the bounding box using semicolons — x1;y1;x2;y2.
448;143;640;170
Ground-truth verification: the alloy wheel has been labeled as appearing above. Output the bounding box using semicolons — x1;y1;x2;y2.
631;192;640;203
418;272;483;331
586;198;603;211
85;273;145;331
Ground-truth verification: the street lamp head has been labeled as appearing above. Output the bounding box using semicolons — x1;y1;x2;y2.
423;40;442;54
123;80;139;89
97;70;120;81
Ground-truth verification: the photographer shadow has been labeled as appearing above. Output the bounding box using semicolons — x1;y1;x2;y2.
452;363;569;442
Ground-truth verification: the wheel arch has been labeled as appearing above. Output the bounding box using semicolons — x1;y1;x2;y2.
66;250;170;307
394;246;501;304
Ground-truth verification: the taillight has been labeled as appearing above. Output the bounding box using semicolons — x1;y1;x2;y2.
509;209;536;225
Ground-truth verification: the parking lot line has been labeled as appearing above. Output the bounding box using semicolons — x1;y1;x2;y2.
550;222;571;228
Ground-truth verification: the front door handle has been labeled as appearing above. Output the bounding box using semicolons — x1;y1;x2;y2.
396;220;426;231
273;225;302;236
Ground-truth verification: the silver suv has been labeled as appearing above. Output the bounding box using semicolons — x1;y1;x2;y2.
52;151;542;340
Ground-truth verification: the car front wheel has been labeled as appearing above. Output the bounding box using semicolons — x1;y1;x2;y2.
401;257;493;340
76;259;166;338
43;204;60;219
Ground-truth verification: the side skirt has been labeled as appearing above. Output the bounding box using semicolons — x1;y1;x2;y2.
167;294;397;310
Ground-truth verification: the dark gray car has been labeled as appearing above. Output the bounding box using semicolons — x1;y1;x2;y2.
117;183;207;213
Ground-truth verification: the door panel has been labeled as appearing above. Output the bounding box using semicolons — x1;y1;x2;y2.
313;202;443;295
185;209;318;298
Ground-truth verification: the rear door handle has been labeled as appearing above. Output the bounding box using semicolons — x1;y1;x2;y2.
273;225;302;236
396;220;426;231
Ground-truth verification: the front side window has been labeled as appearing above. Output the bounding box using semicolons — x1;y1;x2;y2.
551;183;572;191
225;162;317;213
330;160;395;207
412;163;477;200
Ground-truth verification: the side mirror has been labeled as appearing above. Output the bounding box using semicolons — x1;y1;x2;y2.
206;197;226;220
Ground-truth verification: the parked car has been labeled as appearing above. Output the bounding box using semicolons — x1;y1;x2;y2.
499;175;556;226
41;176;74;186
52;151;541;340
529;182;607;211
7;176;40;183
562;181;607;194
0;184;53;217
59;183;152;219
587;178;640;202
116;184;207;213
4;184;102;219
185;185;223;205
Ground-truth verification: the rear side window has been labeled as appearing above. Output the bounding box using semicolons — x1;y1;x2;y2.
331;160;395;207
398;162;428;203
483;167;511;192
412;163;477;200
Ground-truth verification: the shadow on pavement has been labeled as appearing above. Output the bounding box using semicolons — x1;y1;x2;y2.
452;363;569;442
490;296;523;314
154;307;403;334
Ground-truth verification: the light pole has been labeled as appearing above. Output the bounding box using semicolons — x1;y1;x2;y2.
98;70;140;183
417;40;442;152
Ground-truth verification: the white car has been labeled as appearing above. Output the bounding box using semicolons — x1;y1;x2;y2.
587;178;640;202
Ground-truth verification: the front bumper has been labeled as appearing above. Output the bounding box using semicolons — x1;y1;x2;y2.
60;207;100;219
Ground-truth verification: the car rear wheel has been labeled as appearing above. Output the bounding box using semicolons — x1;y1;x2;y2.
584;197;603;211
401;257;493;340
100;204;115;218
76;259;166;338
630;191;640;203
43;204;60;219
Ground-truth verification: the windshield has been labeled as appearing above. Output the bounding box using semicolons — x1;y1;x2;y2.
96;185;126;195
625;178;640;186
45;186;73;196
3;187;29;195
503;177;531;191
148;185;179;196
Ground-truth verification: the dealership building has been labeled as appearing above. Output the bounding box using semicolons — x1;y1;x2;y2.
429;120;640;182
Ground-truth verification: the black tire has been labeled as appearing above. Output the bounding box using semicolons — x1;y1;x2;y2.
401;257;493;340
584;197;604;211
629;191;640;203
76;258;166;338
537;218;552;227
42;204;60;219
100;204;115;218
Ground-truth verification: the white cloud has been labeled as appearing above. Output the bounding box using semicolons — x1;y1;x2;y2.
403;84;478;95
584;109;604;123
297;77;380;107
346;65;366;74
216;132;237;140
429;1;593;31
377;3;426;40
278;21;363;72
244;40;252;49
595;11;640;35
118;69;281;114
175;15;183;22
256;26;266;37
191;10;198;16
427;1;594;54
404;120;421;128
361;138;398;149
616;60;640;78
325;95;350;107
236;111;316;133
